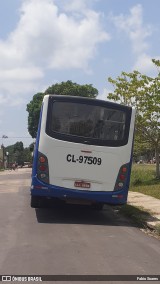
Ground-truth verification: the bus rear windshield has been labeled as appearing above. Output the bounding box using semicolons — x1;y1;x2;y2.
46;97;132;147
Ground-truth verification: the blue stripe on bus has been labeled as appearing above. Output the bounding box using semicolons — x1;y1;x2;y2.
31;176;128;205
125;128;135;200
32;104;43;177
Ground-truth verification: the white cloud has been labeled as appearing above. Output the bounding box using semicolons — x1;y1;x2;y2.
0;0;109;71
0;109;4;125
0;93;25;107
97;88;113;101
110;4;159;74
110;4;152;55
19;0;109;69
133;54;160;74
0;95;8;106
62;0;88;13
0;0;110;107
57;0;99;16
0;67;43;81
0;80;43;107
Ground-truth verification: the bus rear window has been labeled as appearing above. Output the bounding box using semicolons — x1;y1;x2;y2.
46;98;131;147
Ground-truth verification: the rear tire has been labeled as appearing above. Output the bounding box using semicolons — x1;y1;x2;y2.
31;196;43;208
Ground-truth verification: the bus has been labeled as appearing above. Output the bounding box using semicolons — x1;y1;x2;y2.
31;95;135;209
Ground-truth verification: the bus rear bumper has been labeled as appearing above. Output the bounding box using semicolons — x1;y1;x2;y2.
31;177;128;205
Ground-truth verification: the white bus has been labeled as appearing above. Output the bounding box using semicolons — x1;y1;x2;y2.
31;95;135;209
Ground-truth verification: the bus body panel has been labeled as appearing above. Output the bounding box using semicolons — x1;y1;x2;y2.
31;95;135;205
38;136;132;192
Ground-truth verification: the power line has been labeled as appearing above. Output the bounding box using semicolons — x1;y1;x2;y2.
3;137;33;139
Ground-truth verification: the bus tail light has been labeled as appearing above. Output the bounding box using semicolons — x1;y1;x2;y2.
112;194;124;199
122;166;127;173
39;156;46;163
39;165;46;171
119;174;125;181
37;152;49;184
114;163;129;191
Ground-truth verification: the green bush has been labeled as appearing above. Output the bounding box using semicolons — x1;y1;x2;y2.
130;164;160;200
155;224;160;236
131;164;157;186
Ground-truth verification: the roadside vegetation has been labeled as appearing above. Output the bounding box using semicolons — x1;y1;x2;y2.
155;224;160;236
117;164;160;237
118;204;160;237
130;164;160;200
108;59;160;179
119;205;153;228
0;141;33;170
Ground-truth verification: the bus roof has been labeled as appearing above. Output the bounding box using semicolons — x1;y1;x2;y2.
44;94;133;110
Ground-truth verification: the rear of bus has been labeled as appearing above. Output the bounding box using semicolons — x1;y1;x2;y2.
31;95;135;208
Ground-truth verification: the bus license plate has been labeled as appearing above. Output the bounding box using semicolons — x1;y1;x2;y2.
74;181;91;189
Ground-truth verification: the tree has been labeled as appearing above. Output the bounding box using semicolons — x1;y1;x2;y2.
13;141;24;165
14;141;24;153
5;142;32;166
27;93;44;138
26;80;98;138
23;147;32;164
108;59;160;178
46;80;98;98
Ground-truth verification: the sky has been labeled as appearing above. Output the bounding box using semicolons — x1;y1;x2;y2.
0;0;159;148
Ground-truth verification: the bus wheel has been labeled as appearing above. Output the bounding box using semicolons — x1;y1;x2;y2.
31;196;43;208
92;203;104;211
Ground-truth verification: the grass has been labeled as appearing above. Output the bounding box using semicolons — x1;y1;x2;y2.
155;224;160;236
117;164;160;238
130;164;160;200
118;204;160;237
118;204;152;228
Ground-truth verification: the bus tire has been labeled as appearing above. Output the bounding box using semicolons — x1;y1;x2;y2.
92;203;104;211
31;196;43;208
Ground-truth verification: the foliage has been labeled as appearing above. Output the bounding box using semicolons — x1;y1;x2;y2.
133;135;155;162
26;93;44;139
130;164;160;200
131;164;158;186
14;141;24;153
26;80;98;138
108;59;160;178
118;204;151;228
155;224;160;236
5;142;32;165
13;141;24;165
119;203;160;237
46;80;98;98
23;147;33;164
